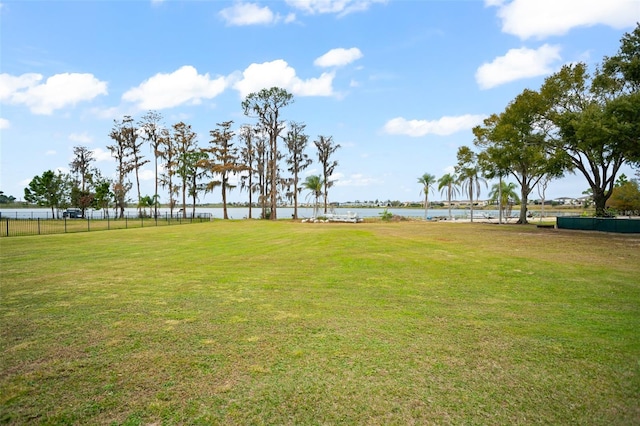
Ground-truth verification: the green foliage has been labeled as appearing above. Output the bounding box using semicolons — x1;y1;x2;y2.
303;175;323;218
379;208;393;221
0;191;17;204
314;135;340;214
437;173;459;220
242;87;294;220
455;146;487;222
607;179;640;215
488;180;520;218
417;173;436;219
473;89;567;224
23;170;70;217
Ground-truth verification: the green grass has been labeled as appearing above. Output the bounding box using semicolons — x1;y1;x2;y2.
1;221;639;425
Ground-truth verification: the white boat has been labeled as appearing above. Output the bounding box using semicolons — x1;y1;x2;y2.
323;211;363;223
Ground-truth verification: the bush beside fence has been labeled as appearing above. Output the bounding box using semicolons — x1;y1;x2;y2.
0;214;212;237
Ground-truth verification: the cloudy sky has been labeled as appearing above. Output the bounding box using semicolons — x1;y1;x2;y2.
1;0;638;204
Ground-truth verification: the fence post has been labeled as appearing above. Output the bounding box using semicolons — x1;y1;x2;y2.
125;215;128;229
87;217;90;232
64;217;67;233
5;218;8;236
38;218;41;235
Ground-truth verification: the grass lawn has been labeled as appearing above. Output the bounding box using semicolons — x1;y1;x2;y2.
1;221;639;425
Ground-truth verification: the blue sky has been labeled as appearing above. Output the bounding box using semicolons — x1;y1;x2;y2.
1;0;638;204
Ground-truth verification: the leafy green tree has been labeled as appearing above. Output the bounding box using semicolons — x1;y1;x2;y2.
24;170;70;218
615;173;629;187
242;87;294;220
438;173;459;221
540;58;632;217
417;172;436;219
601;24;640;166
284;122;312;219
314;135;340;214
303;175;323;219
473;89;566;224
92;176;113;218
607;179;640;216
488;181;520;219
0;191;16;204
138;195;155;217
455;146;487;223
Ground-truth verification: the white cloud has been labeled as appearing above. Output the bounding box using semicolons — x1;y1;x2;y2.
475;44;561;89
0;117;9;129
488;0;639;40
0;72;107;115
89;106;122;120
69;132;93;144
219;2;278;26
122;65;228;110
383;114;486;137
139;168;155;181
233;59;334;98
285;0;387;17
333;172;381;187
92;147;113;162
314;47;363;68
45;150;56;156
443;165;456;175
0;73;41;100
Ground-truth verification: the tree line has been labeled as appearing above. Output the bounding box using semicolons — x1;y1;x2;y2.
419;24;640;223
16;26;640;222
22;87;341;220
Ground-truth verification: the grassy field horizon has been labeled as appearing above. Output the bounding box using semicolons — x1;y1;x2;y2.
1;221;639;424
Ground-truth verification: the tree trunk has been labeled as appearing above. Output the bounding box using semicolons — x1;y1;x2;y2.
270;134;277;220
154;156;158;219
248;175;253;219
498;175;503;225
293;175;298;220
182;182;187;219
517;182;534;225
593;189;608;217
222;179;228;220
424;194;428;220
469;180;474;223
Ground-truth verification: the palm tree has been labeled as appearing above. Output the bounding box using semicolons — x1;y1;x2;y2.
457;166;487;222
417;173;437;219
488;181;520;220
455;146;487;223
137;195;155;217
437;173;459;220
302;175;323;219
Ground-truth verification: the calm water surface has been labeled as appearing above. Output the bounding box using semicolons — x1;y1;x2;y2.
0;206;563;220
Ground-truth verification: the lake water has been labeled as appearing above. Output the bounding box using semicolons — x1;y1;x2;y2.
0;206;566;220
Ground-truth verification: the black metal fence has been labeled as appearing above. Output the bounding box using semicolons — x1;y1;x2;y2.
0;213;212;237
